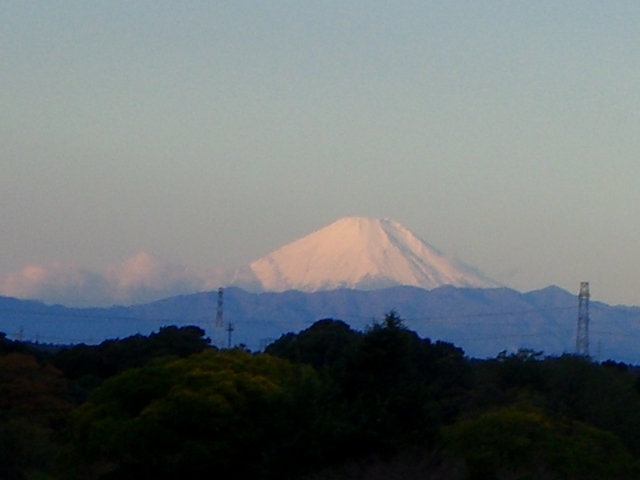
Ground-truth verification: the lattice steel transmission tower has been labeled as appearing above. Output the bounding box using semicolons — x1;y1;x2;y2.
227;322;235;349
215;288;224;328
576;282;590;356
210;288;224;348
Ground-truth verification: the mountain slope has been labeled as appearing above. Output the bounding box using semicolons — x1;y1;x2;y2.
230;217;500;292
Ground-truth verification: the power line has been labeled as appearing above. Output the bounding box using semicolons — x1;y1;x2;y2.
2;295;638;351
402;306;576;323
0;305;576;324
0;308;180;323
457;330;574;342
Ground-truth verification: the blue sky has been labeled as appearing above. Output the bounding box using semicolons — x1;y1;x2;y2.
2;1;640;306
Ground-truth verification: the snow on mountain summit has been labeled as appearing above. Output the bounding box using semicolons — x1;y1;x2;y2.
230;217;500;292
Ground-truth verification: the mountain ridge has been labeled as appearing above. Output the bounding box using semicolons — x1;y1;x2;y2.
4;285;640;363
230;217;500;292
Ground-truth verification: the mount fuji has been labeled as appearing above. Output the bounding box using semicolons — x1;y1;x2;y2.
230;217;501;292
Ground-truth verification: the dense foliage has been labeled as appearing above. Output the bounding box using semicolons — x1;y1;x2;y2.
67;349;321;479
2;317;640;479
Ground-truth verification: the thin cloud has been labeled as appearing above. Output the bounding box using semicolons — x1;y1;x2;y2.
0;253;228;307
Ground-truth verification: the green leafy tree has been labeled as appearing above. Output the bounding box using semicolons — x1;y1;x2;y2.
66;349;322;479
265;318;361;373
543;354;640;456
332;312;470;457
53;325;212;405
53;325;210;381
448;404;637;479
0;352;72;479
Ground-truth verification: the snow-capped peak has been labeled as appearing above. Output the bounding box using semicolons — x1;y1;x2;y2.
230;217;500;292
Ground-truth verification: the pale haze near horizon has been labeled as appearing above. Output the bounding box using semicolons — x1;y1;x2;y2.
2;2;640;306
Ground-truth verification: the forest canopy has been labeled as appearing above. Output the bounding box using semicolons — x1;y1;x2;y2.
1;317;640;479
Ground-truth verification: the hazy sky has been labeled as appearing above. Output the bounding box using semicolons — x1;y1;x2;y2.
2;1;640;306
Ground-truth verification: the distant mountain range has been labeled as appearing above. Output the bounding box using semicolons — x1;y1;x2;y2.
229;217;501;292
2;217;639;362
2;285;640;363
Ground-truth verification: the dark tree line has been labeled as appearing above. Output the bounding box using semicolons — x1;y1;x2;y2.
1;317;640;479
